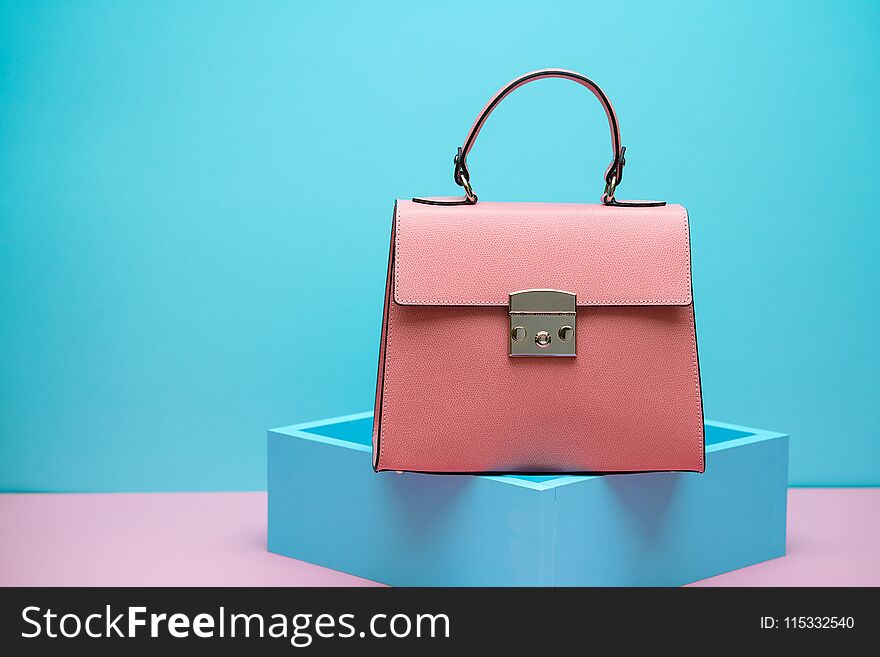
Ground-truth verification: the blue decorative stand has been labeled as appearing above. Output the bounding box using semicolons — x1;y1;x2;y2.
268;413;788;586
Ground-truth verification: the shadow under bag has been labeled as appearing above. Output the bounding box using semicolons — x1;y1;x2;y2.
373;69;704;474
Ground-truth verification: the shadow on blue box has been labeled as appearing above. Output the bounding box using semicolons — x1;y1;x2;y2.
268;413;788;586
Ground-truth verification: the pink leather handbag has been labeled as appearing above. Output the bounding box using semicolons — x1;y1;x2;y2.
373;69;704;474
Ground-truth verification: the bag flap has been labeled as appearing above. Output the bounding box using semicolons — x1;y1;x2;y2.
392;200;692;307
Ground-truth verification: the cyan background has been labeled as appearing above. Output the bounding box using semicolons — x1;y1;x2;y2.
1;1;878;491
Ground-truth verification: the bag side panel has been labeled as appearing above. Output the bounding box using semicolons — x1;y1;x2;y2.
371;206;397;469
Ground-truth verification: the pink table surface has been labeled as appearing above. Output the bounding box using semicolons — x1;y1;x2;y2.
1;488;877;587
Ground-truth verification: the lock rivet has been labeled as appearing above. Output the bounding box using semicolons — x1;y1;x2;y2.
511;326;527;341
535;330;551;347
559;325;574;341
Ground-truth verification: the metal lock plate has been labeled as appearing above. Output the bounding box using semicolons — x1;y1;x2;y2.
508;289;576;357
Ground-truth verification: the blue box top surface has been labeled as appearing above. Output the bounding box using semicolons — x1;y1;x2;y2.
273;413;786;491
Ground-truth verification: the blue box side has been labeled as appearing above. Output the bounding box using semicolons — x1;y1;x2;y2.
268;430;554;586
552;434;789;586
269;415;789;586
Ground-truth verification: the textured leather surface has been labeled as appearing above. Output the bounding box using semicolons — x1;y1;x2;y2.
394;200;692;307
374;201;704;474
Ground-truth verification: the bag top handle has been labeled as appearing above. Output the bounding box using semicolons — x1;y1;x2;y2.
454;69;622;203
412;68;664;208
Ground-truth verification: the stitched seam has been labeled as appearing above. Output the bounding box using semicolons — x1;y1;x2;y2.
393;204;402;306
397;299;688;306
379;242;397;472
690;306;703;472
682;206;693;315
394;205;693;306
379;300;394;470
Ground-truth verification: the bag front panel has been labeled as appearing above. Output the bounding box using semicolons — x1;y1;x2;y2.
374;299;703;473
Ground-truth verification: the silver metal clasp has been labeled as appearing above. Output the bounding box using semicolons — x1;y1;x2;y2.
508;289;577;357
